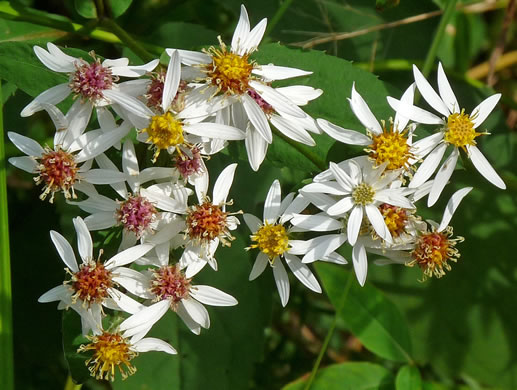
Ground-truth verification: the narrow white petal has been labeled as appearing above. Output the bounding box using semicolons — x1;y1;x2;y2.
8;132;44;157
190;285;238;306
364;204;392;243
468;145;506;189
409;143;447;188
110;59;159;77
242;94;272;143
34;45;75;72
264;180;281;223
73;217;93;262
242;18;267;53
285;253;321;293
81;169;127;184
84;212;116;231
162;50;181;112
231;4;251;54
347;206;363;246
326;197;354;216
249;252;269;281
50;231;78;271
428;148;458;207
387;97;443;125
212;163;237;205
75;123;131;163
166;49;211;65
112;267;153;298
103;89;154;119
393;83;415;131
411;132;443;159
120;300;169;335
249;81;306;118
133;338;177;354
317;118;371;145
437;186;473;232
181;298;210;328
290;214;342;232
272;259;290;307
140;188;185;213
413;64;450;116
8;156;37;173
107;289;144;314
243;213;262;232
329;161;354;192
349;83;382;134
352;243;368;286
302;234;346;263
105;243;154;269
300;182;348;196
471;94;501;128
21;83;70;117
253;66;312;81
437;63;459;114
186;122;245;140
38;284;69;303
245;124;268;171
270;115;315;146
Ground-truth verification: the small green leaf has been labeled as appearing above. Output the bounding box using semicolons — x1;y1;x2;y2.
109;0;133;18
62;310;90;384
316;263;413;362
74;0;97;19
396;365;422;390
283;362;394;390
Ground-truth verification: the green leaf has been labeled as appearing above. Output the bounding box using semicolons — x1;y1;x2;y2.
396;365;422;390
147;21;218;49
109;0;133;18
62;310;91;384
315;263;413;362
282;362;394;390
253;43;391;173
74;0;97;19
0;19;65;43
376;0;401;11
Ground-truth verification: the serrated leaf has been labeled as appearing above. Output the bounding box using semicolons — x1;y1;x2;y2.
74;0;97;19
396;365;422;390
316;263;413;362
283;362;394;390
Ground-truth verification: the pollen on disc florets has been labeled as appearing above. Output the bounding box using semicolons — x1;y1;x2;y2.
175;146;204;179
150;265;191;308
407;226;464;280
36;147;79;203
250;222;289;261
186;201;233;245
204;38;254;96
143;112;185;162
78;331;137;381
352;183;376;206
146;70;188;112
379;203;408;238
367;120;413;171
68;259;113;306
69;53;115;102
247;88;274;115
115;194;157;238
444;109;482;151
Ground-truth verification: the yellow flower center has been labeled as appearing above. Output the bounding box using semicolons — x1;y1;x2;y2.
407;226;463;280
78;331;137;381
379;204;407;238
143;112;184;161
205;42;253;95
444;110;482;150
251;222;289;260
352;183;375;205
368;123;412;170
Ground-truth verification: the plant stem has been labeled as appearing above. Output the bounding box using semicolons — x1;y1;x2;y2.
265;0;296;38
303;272;354;390
273;129;326;171
421;0;458;79
64;375;82;390
0;80;14;390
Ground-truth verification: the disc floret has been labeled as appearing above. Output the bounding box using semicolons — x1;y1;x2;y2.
143;112;185;161
367;120;412;170
379;203;408;238
247;88;274;115
116;195;157;238
250;222;289;261
150;265;191;308
444;110;482;151
69;260;113;306
78;331;137;381
175;147;203;179
352;183;376;206
186;201;232;244
69;53;114;102
36;147;79;203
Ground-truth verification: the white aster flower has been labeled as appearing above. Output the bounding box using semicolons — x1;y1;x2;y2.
387;63;505;206
22;42;159;131
38;217;155;334
8;122;129;202
243;180;322;307
117;262;237;336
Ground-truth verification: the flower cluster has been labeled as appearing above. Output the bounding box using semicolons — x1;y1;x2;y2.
9;4;504;382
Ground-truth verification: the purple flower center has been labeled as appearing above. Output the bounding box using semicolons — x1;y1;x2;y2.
70;59;113;101
116;195;157;237
247;89;274;114
176;147;203;179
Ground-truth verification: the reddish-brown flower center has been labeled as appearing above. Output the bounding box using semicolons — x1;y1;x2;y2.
150;265;191;304
71;261;113;305
175;147;203;179
116;195;157;237
36;147;79;203
379;204;408;238
186;201;228;242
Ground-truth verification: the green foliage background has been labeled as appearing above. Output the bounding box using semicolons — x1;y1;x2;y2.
2;0;517;389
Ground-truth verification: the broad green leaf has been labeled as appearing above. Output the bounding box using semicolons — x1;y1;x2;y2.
62;310;91;384
253;43;392;173
396;365;422;390
74;0;97;19
282;362;394;390
0;19;65;43
316;263;413;362
109;0;133;18
2;81;17;103
148;22;217;49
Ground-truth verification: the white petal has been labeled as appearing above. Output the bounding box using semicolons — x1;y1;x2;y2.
50;231;78;271
162;50;181;112
73;217;93;262
38;284;69;303
245;123;268;171
276;85;322;105
290;214;342;232
347;206;363;246
231;4;251;54
272;259;290;307
110;59;159;77
329;161;354;192
190;285;238;306
387;97;443;125
8;156;37;173
409;143;447;188
249;81;306;118
212;163;237;205
8;132;44;157
103;89;154;120
471;94;501;128
112;267;153;298
81;169;127;184
186;122;245;140
438;186;473;232
253;65;312;81
243;213;262;232
242;18;267;53
21;83;70;117
83;212;116;230
166;49;211;65
467;145;506;189
264;180;281;223
437;63;459;114
107;289;144;314
413;64;450;116
120;300;169;336
34;45;75;72
284;253;321;293
242;94;272;143
249;252;269;281
411;132;443;159
140;188;185;213
349;83;382;134
393;83;415;131
302;234;346;263
133;338;177;354
181;298;210;328
270;115;315;146
105;243;154;268
326;197;354;216
428;148;458;207
317;118;371;145
352;243;368;286
300;182;348;196
364;204;392;243
75;123;131;163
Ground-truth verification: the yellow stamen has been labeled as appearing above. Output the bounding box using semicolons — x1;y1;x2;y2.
444;110;482;151
143;112;184;161
250;222;289;261
367;121;412;170
352;183;375;206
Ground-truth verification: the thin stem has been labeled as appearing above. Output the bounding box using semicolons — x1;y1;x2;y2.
64;375;82;390
101;18;156;63
272;129;326;171
0;80;14;390
421;0;458;79
265;0;296;38
304;272;354;390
